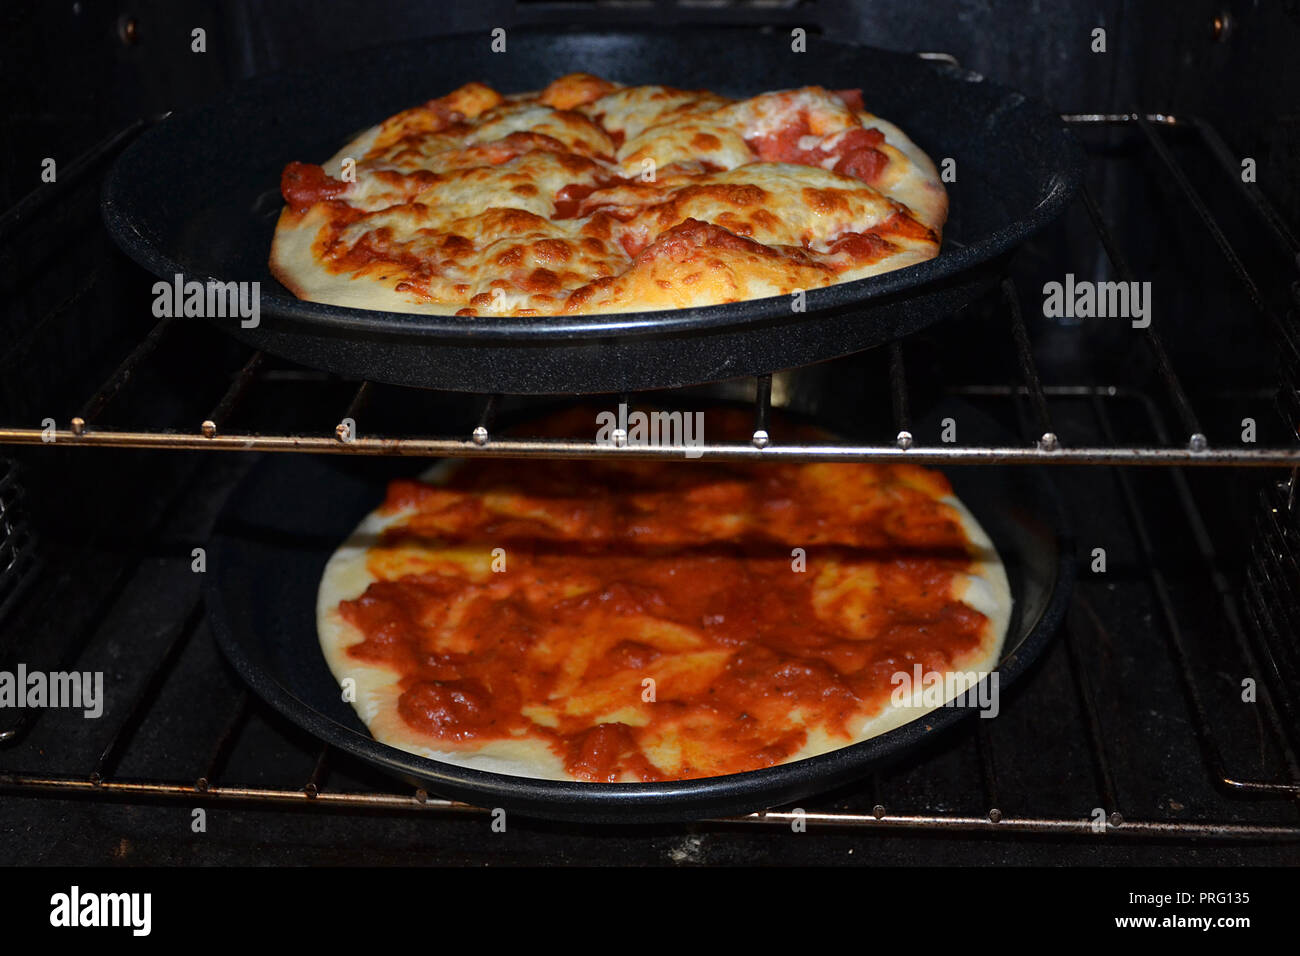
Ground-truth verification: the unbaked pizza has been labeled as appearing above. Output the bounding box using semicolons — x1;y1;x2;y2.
272;73;947;316
316;413;1010;783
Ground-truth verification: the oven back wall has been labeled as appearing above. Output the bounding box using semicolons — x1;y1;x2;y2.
5;0;1297;419
1;0;1298;864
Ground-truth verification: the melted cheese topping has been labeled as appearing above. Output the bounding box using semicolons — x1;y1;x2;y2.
271;76;947;316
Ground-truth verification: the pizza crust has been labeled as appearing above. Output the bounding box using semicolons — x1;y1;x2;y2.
316;460;1012;782
857;111;949;233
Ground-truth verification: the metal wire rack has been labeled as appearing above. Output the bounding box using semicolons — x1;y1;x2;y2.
0;106;1296;841
0;114;1293;467
0;382;1296;839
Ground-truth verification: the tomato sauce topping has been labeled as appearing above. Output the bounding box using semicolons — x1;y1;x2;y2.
339;437;990;783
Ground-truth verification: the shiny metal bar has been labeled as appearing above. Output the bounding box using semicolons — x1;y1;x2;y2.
1002;277;1058;449
92;601;204;782
1060;112;1183;126
1090;393;1300;796
195;691;250;792
336;381;372;442
752;374;772;448
473;393;501;445
1137;394;1300;770
0;119;147;245
1077;185;1208;450
1066;596;1123;821
202;351;266;438
888;342;912;449
0;773;1295;838
1191;117;1300;263
3;427;1297;465
72;317;174;433
303;747;331;799
1135;113;1299;362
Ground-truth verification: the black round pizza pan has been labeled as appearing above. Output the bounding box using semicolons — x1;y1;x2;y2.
205;402;1075;824
102;26;1083;394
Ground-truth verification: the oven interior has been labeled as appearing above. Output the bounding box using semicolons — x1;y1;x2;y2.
1;0;1298;863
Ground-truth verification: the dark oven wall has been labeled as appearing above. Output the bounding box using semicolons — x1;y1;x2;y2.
0;0;1219;158
1;1;1298;865
4;0;1298;415
2;0;1294;565
10;0;1296;165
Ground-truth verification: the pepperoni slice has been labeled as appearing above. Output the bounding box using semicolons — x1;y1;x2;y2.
747;122;888;185
832;88;866;111
280;161;348;209
553;182;599;220
830;128;888;182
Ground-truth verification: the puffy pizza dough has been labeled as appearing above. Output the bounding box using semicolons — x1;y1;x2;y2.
316;460;1012;782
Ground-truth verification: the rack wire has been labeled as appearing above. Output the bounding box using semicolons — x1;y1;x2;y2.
0;107;1296;841
0;382;1296;838
0;115;1295;467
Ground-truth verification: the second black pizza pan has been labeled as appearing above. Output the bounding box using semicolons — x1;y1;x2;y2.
102;27;1083;394
205;401;1074;823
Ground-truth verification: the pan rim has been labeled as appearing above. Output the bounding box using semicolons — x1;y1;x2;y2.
206;442;1075;823
101;26;1084;344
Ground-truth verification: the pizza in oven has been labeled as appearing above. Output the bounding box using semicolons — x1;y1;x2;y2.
315;411;1010;783
271;74;948;316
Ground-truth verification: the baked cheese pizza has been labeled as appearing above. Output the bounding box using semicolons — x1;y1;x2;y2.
272;73;947;316
316;413;1010;783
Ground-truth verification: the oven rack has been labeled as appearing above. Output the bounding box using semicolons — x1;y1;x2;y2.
0;383;1296;840
0;106;1297;841
0;115;1296;466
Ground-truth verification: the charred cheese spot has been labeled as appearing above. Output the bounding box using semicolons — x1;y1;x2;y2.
539;72;620;110
494;246;524;267
365;107;464;159
524;268;563;293
467;104;616;160
581;85;732;141
617;120;754;177
532;238;573;263
436;82;504;118
801;187;852;216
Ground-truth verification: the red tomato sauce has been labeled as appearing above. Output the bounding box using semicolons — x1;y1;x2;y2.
339;449;988;782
